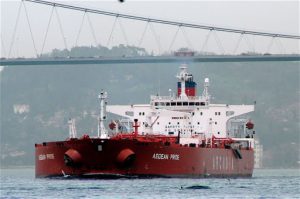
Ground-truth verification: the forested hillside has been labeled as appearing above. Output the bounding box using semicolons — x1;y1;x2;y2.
1;61;299;168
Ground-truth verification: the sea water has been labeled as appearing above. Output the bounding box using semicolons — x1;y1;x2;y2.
0;168;299;198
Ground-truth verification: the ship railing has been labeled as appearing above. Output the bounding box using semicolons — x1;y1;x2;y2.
231;138;254;150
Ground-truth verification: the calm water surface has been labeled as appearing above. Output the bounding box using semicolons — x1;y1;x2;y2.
0;168;299;198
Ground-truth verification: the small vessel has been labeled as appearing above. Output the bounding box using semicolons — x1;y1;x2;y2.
35;64;256;178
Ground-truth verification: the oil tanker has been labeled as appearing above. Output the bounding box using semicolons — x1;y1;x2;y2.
35;65;256;178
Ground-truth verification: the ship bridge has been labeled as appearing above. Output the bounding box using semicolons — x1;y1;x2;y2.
150;65;210;111
107;65;254;140
150;95;208;111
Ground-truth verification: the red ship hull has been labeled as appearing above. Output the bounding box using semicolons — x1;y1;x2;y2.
35;137;254;178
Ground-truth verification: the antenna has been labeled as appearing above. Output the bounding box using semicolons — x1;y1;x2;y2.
168;88;172;97
157;65;161;96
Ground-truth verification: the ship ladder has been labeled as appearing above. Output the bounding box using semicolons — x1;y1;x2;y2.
232;148;243;159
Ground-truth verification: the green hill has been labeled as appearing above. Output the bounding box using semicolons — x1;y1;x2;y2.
1;61;299;168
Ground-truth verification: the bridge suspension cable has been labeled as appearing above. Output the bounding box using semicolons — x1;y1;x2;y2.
75;11;86;47
41;5;54;55
8;1;22;58
23;1;38;57
54;6;69;52
24;0;300;40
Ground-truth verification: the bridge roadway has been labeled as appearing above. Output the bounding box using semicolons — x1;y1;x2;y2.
1;55;299;66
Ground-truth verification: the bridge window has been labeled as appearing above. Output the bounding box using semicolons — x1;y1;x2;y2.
226;111;234;116
200;102;205;106
189;102;195;106
166;102;170;106
159;102;165;106
195;102;200;106
183;102;188;106
177;102;182;106
155;102;158;106
125;111;134;116
171;102;176;106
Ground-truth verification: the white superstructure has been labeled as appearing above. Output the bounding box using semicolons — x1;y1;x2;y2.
107;65;256;147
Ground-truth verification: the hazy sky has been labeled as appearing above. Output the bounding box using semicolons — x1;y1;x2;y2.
1;0;299;57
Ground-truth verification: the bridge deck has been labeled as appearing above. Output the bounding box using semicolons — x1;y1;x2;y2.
1;55;299;66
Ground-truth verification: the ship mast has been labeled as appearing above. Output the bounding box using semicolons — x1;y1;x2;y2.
176;64;190;99
68;118;77;138
203;78;210;104
98;90;108;138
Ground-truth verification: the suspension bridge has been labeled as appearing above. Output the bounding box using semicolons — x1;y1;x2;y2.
1;0;299;66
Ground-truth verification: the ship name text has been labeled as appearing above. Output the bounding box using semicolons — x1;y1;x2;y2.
152;153;180;160
38;153;55;160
